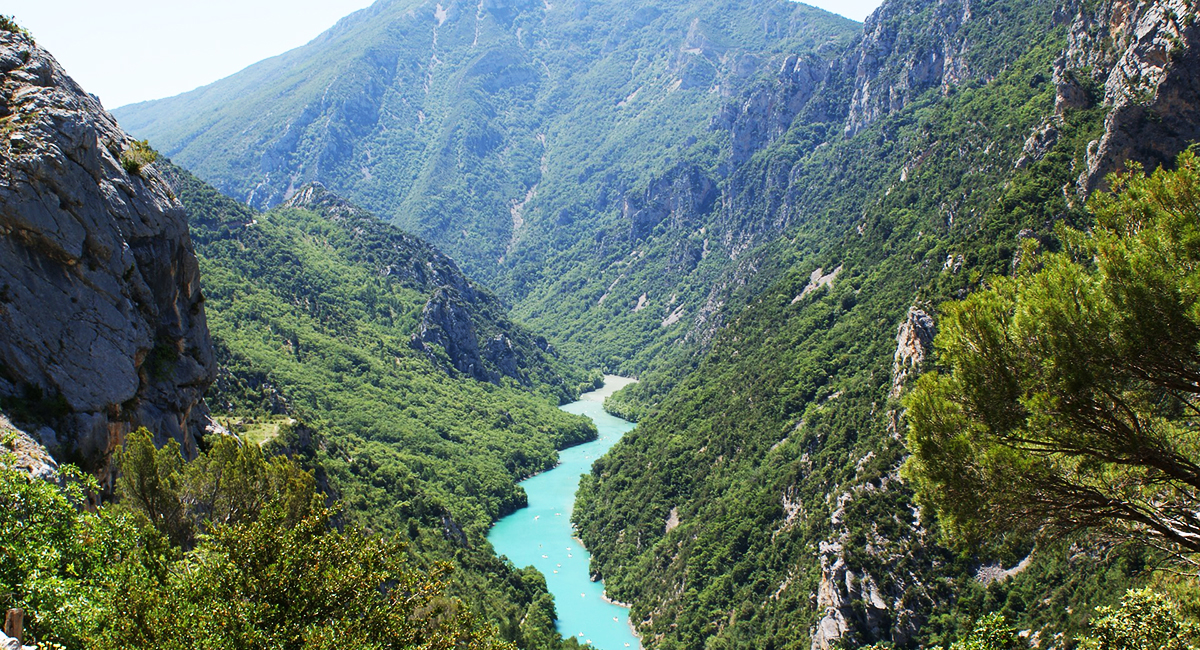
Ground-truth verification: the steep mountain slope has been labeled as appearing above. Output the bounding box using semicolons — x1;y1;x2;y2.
573;0;1200;648
0;28;215;480
515;0;1059;385
166;163;598;647
113;0;857;280
113;0;859;374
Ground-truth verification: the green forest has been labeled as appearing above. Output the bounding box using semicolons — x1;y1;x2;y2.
160;164;607;648
3;0;1200;648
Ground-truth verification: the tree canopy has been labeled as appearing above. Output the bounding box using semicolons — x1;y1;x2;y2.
905;150;1200;560
1;428;510;649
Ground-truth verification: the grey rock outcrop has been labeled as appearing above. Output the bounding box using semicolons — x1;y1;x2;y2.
278;184;553;390
409;287;533;387
844;0;974;136
718;53;832;164
1061;0;1200;192
0;629;34;650
1;414;58;482
623;164;718;241
0;30;215;477
890;307;935;399
411;287;491;383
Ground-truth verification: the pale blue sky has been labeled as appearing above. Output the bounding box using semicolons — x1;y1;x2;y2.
7;0;883;110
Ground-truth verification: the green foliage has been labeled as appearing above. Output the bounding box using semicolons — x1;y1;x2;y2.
0;15;31;37
120;138;158;175
1077;588;1200;650
937;613;1022;650
861;613;1026;650
117;428;315;550
1;430;509;649
905;150;1200;558
0;455;113;647
165;164;584;647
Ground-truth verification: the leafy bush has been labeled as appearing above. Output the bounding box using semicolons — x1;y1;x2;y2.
905;150;1200;559
120;139;158;175
1;428;510;649
1077;588;1200;650
0;15;30;37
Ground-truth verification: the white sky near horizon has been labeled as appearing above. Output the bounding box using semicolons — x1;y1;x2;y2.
5;0;884;110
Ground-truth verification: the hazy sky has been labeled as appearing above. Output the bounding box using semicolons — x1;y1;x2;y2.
7;0;884;110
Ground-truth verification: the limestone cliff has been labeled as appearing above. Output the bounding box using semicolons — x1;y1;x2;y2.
1061;0;1200;191
843;0;975;136
0;29;215;478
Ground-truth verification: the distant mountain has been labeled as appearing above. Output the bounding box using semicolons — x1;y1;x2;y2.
113;0;859;373
114;0;855;278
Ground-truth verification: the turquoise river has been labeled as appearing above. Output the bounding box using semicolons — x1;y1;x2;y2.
488;376;642;650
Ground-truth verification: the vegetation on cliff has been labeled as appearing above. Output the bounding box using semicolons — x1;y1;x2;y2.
1;429;510;649
908;150;1200;561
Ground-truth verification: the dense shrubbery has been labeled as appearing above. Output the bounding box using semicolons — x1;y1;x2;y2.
167;163;595;535
862;589;1199;649
1;429;508;649
907;150;1200;560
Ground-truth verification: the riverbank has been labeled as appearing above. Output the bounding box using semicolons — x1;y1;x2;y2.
488;376;642;650
582;375;637;402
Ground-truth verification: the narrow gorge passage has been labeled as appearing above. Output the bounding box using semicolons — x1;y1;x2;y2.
489;376;641;650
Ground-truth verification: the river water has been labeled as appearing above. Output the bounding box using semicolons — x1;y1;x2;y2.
488;376;642;650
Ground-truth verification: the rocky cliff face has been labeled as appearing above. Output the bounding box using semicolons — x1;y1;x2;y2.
716;53;835;164
1;414;58;483
843;0;971;135
280;182;554;390
0;29;215;477
1060;0;1200;191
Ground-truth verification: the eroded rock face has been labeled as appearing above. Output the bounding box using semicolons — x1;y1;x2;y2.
622;163;718;241
1;414;58;483
1066;0;1200;191
411;287;490;383
890;307;935;399
844;0;974;136
0;30;215;477
718;53;832;164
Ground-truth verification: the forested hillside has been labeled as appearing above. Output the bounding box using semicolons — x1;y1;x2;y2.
113;0;859;372
572;0;1200;648
166;163;603;647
